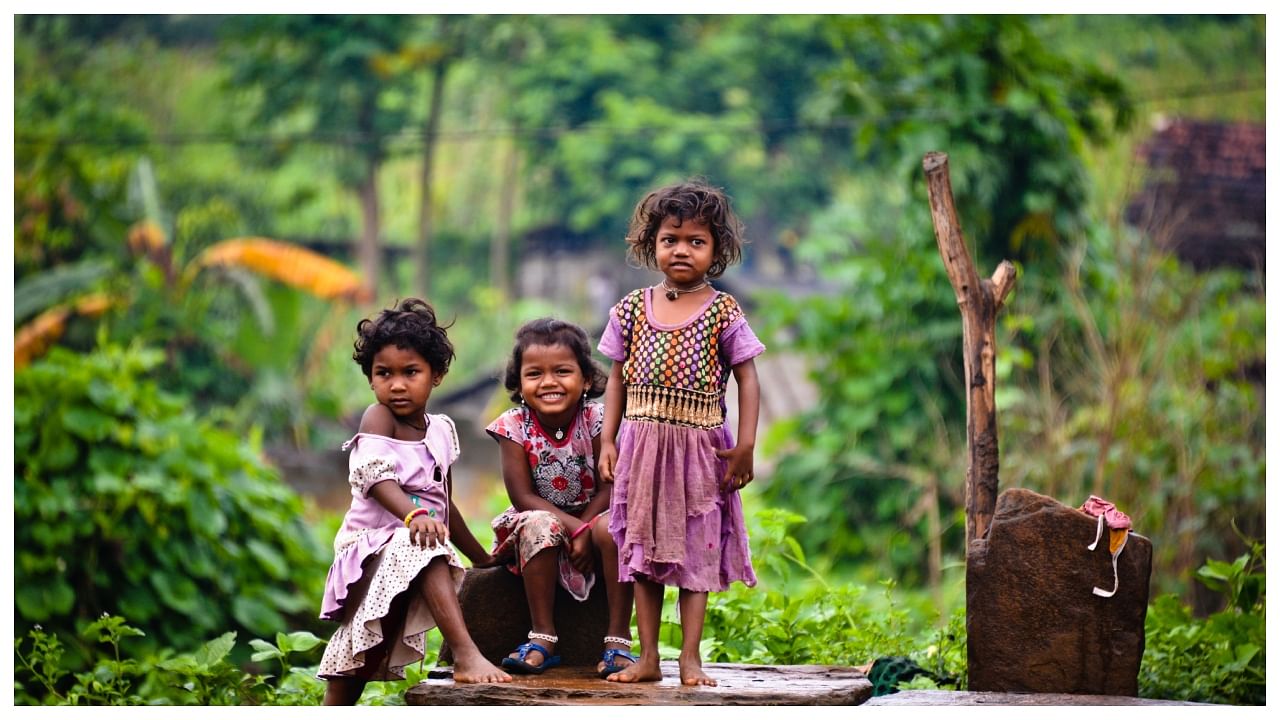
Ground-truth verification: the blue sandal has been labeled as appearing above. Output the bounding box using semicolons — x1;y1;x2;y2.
501;637;561;675
598;647;638;678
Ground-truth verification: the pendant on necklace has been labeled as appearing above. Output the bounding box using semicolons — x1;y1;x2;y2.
554;428;565;440
665;288;679;301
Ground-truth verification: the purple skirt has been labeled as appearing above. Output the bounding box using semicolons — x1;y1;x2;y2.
607;419;756;592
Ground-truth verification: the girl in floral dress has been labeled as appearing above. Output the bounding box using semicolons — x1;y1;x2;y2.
487;318;636;677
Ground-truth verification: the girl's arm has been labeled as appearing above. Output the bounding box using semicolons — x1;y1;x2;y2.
497;437;587;534
445;472;499;566
360;403;449;549
596;361;626;481
715;358;760;493
566;433;611;572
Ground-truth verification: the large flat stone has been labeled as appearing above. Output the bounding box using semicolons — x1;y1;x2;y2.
440;565;609;667
866;690;1215;706
406;662;872;705
967;488;1152;695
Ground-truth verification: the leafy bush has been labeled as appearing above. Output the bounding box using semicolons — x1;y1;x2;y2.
14;616;329;705
657;508;968;686
1140;542;1265;705
13;343;330;662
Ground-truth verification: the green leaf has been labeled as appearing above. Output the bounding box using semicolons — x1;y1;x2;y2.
194;632;238;667
249;638;284;663
278;631;324;655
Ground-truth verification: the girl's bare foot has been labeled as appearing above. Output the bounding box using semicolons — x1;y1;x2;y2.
453;648;512;683
606;653;663;683
679;653;716;686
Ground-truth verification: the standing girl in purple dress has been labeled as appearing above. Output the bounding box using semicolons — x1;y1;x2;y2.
597;180;763;686
318;299;509;704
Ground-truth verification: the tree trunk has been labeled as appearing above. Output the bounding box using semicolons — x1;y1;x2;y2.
415;59;449;301
922;152;1016;552
491;125;520;300
357;158;382;301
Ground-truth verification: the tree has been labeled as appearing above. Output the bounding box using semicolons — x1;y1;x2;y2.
223;15;423;298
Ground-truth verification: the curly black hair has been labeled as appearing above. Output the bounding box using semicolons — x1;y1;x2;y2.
501;318;608;403
352;298;455;380
625;179;745;279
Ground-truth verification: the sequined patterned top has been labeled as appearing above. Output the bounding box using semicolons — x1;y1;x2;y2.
600;287;762;429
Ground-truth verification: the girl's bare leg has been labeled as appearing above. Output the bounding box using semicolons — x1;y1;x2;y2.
418;557;511;683
323;677;367;705
322;589;407;705
606;578;663;683
677;589;715;686
512;547;559;667
592;518;635;674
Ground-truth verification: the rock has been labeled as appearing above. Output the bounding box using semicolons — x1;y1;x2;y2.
406;662;873;705
967;488;1152;695
866;690;1214;706
439;565;610;667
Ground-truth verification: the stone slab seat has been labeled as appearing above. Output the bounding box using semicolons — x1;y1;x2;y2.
439;564;610;667
407;662;873;705
967;488;1153;696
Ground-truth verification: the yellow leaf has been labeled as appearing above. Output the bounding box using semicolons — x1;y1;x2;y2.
15;306;70;369
194;238;365;300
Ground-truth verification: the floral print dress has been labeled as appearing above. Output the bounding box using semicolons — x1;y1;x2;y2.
486;401;604;601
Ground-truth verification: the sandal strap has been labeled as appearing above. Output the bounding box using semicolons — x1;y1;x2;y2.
516;641;551;660
603;635;633;647
528;631;559;644
602;648;637;663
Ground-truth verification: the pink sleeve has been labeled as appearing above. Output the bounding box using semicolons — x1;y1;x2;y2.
721;317;765;367
485;407;528;445
585;401;605;437
597;313;627;363
346;435;401;498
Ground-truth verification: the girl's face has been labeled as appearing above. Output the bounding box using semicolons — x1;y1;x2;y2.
655;215;714;285
369;344;440;423
519;343;588;424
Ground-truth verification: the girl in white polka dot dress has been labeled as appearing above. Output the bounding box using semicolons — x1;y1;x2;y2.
317;299;510;704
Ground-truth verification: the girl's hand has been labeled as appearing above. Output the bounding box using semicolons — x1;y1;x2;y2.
409;516;449;548
715;444;755;494
470;551;504;569
598;442;618;482
567;530;595;574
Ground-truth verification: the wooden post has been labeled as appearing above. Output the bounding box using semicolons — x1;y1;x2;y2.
922;152;1016;550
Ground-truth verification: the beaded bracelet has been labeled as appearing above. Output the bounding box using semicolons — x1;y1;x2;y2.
569;514;599;540
404;507;430;527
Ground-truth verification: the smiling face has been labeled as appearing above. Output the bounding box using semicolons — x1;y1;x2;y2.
519;342;588;429
369;344;439;424
655;215;715;287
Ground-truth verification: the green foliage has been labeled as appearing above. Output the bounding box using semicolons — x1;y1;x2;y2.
13;343;330;660
1140;543;1265;704
999;228;1265;595
15;617;329;705
756;195;968;585
650;508;968;687
14;17;146;280
826;15;1132;263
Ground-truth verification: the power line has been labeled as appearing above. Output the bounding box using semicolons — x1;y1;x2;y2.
13;78;1265;151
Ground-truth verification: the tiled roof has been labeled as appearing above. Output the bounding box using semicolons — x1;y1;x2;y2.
1125;119;1264;270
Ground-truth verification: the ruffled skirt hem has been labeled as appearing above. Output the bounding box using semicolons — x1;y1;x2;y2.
317;527;464;681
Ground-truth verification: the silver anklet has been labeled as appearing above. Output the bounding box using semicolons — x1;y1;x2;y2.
603;635;633;647
528;631;559;644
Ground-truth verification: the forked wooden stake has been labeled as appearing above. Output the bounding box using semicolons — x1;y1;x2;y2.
922;152;1016;550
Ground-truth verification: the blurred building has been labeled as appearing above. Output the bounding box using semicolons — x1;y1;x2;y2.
1125;118;1265;271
